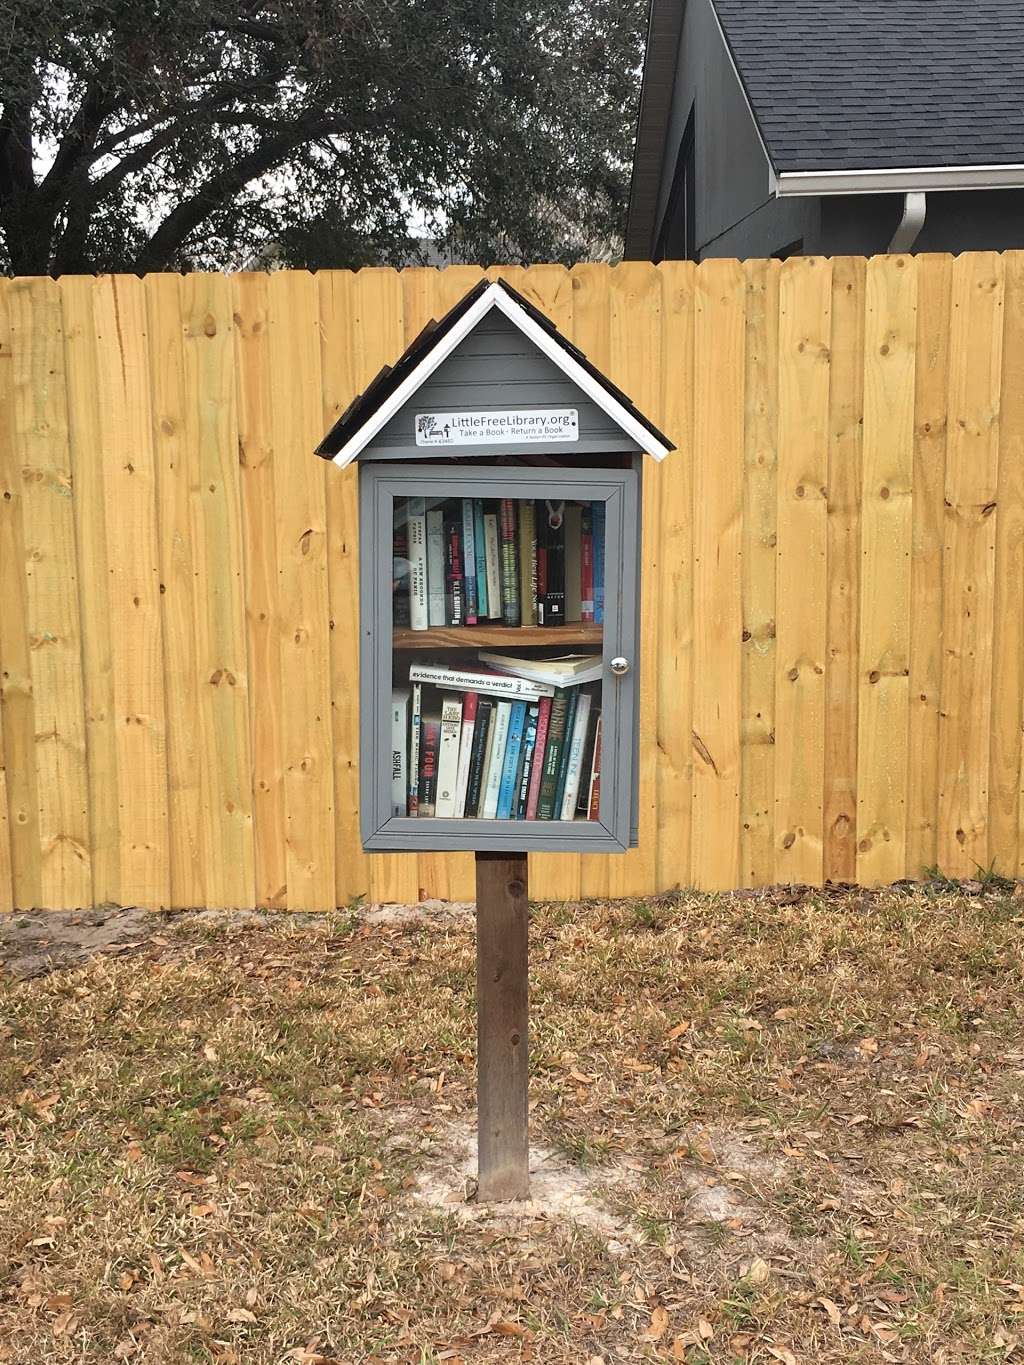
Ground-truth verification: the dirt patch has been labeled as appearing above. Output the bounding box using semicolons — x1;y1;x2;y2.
362;899;475;927
0;906;163;979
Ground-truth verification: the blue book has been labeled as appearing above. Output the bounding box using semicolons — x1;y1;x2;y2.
593;502;606;625
496;701;527;819
473;498;489;619
552;688;579;817
461;499;478;624
515;704;540;819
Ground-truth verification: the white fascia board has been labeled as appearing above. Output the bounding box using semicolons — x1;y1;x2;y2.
332;281;673;467
776;163;1024;196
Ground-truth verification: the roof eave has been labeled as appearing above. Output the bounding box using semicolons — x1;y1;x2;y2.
776;163;1024;196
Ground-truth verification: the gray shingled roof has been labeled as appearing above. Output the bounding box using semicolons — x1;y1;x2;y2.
712;0;1024;172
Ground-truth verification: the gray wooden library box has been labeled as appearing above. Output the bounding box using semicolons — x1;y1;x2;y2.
316;280;674;855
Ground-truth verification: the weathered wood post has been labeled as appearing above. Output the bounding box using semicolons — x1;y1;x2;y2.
474;851;530;1201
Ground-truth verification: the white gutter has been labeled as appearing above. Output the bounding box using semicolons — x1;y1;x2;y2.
888;191;927;253
776;163;1024;196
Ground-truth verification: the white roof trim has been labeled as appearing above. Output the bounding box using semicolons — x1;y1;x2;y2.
776;163;1024;196
331;281;673;467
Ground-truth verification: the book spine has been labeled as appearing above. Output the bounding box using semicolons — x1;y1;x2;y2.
426;508;446;627
418;716;441;816
593;502;605;625
536;689;570;819
564;503;582;624
499;499;519;626
484;511;502;619
517;501;537;626
464;698;493;817
535;499;548;610
525;696;551;820
453;691;478;816
473;499;489;619
552;688;579;817
407;499;429;631
481;701;511;819
538;501;566;628
406;663;554;700
496;701;527;819
580;504;594;623
391;689;409;815
393;518;411;628
434;695;464;817
587;712;603;819
515;704;540;819
559;692;592;819
576;703;599;816
407;682;422;815
444;509;464;627
461;499;478;625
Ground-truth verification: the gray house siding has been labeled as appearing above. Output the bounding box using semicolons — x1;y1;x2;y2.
370;311;640;459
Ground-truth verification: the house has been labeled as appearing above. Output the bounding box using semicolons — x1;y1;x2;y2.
625;0;1024;262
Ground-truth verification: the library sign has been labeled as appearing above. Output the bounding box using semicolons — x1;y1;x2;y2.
415;408;579;446
316;278;674;1201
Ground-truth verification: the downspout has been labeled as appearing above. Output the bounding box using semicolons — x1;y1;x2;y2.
888;190;927;252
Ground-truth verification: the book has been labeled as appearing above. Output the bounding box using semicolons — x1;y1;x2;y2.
536;688;571;819
407;683;422;814
473;499;489;619
393;519;410;628
407;662;555;700
593;502;606;625
517;500;538;626
481;701;511;818
587;712;603;819
443;505;464;627
453;691;478;815
478;651;604;688
559;691;593;818
407;498;429;631
576;704;600;816
418;712;441;816
580;504;595;623
564;503;582;623
552;687;579;816
496;701;527;819
515;703;540;819
525;696;553;819
464;697;493;817
434;694;464;817
391;688;410;815
426;507;446;627
483;510;502;619
476;700;500;816
461;499;478;625
499;499;520;626
538;500;566;627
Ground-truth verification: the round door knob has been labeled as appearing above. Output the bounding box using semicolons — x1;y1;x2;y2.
610;656;631;676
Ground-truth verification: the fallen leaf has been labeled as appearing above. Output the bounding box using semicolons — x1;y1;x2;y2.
666;1020;691;1041
745;1256;771;1286
816;1296;842;1327
227;1307;257;1323
641;1306;670;1342
767;1348;797;1365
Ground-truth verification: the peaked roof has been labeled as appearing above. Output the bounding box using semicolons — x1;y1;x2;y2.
315;277;674;466
713;0;1024;173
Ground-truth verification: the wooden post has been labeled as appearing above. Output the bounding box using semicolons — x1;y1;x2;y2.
474;850;530;1201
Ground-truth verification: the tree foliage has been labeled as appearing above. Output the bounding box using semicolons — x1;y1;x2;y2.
0;0;644;274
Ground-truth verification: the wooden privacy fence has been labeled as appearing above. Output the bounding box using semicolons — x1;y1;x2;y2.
0;253;1022;912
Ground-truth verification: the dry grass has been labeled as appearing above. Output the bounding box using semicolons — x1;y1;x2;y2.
2;882;1024;1363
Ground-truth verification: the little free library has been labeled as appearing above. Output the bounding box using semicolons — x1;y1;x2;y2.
316;277;673;1201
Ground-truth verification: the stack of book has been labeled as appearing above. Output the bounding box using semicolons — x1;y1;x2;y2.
394;497;606;630
390;655;603;822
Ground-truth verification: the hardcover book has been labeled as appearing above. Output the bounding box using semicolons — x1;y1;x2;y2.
538;500;566;627
564;503;582;623
580;503;595;623
418;713;441;817
536;688;571;819
587;712;603;819
525;696;552;820
393;520;410;628
443;505;464;627
499;499;520;626
483;510;502;619
496;701;527;819
407;662;555;700
515;703;540;819
464;697;494;817
426;507;446;627
407;498;429;631
593;502;606;625
407;682;423;815
552;687;580;816
473;499;489;619
434;695;464;817
453;691;479;815
461;499;478;625
391;688;410;815
517;500;538;626
469;699;498;817
481;701;511;819
559;691;593;818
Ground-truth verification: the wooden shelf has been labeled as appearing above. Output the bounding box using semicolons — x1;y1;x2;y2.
392;623;603;649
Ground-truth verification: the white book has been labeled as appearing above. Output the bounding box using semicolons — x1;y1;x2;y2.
453;693;479;817
478;651;604;688
391;688;410;816
484;512;502;619
434;695;464;818
481;701;511;818
408;682;422;814
426;507;446;627
564;504;582;623
559;692;593;819
407;498;428;631
407;662;555;700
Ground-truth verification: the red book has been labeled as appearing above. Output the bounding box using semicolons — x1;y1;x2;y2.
525;696;552;819
580;505;595;622
587;713;602;820
419;716;441;817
